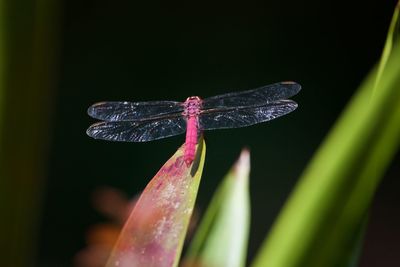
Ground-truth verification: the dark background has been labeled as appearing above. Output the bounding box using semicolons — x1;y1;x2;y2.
36;1;399;266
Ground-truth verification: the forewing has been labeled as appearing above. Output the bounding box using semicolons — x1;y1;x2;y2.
202;82;301;109
86;116;186;142
199;100;298;130
87;101;184;122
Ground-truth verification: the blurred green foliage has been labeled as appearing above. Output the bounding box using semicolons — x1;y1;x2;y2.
252;2;400;266
0;1;60;266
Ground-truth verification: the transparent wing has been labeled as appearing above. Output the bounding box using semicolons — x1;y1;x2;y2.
199;100;298;130
202;82;301;110
87;101;184;122
86;116;186;142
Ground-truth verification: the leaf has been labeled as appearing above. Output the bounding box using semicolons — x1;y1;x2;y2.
0;1;60;267
105;138;206;267
342;214;369;267
373;1;400;95
251;4;400;267
184;149;251;267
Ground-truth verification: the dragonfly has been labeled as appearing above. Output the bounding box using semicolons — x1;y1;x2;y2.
87;81;301;165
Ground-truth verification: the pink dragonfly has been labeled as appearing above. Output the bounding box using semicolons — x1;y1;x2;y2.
87;81;301;165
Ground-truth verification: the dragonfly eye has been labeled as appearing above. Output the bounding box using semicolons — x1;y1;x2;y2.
185;96;201;102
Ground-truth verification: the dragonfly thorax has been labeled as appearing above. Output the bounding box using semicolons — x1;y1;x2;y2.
183;96;202;117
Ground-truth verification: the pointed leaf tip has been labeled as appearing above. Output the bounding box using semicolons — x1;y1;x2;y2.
185;149;251;267
105;140;206;267
234;149;250;181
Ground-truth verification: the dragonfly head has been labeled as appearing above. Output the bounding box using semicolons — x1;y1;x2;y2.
185;96;201;102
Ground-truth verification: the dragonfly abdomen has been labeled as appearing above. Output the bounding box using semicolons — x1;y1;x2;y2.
182;96;202;166
184;116;198;165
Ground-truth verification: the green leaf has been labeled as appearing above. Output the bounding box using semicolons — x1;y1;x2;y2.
105;139;206;267
0;1;60;266
342;214;368;267
373;1;400;95
251;4;400;267
184;149;251;267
